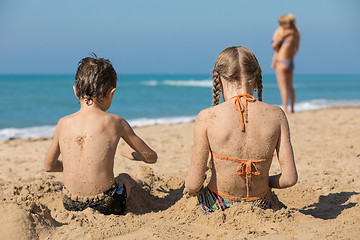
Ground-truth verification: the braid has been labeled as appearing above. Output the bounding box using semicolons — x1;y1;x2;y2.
255;67;263;101
237;46;263;102
256;75;263;102
212;71;221;106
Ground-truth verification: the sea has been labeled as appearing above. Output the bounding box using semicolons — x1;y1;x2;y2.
0;74;359;140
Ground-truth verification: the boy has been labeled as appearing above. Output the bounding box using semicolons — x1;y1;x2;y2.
44;54;157;215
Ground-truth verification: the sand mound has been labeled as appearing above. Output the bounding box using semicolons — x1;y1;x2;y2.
0;201;57;240
0;203;35;240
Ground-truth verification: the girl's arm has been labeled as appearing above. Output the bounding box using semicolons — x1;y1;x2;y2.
269;109;297;188
119;118;157;164
44;121;63;172
185;109;210;194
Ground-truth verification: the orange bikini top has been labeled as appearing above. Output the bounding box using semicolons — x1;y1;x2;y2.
211;94;272;198
208;94;272;201
229;94;256;132
211;152;273;198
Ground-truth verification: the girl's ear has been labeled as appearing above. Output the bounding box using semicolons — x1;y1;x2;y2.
73;85;80;99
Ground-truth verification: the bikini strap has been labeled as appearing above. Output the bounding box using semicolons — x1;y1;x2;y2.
229;94;256;132
207;184;269;202
212;152;272;197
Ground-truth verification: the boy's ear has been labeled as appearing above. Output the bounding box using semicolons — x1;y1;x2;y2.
73;85;80;99
107;88;116;98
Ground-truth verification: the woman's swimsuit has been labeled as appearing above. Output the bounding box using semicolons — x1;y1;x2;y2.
280;40;297;51
277;59;294;69
198;94;273;214
272;39;297;69
62;182;127;215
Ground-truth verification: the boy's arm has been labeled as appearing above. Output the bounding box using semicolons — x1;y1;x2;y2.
119;118;157;164
44;121;63;172
269;109;297;188
185;110;209;194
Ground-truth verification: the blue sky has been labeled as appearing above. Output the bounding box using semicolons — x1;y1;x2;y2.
0;0;359;74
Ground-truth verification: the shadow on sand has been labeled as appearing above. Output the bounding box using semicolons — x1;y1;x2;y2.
115;174;185;215
299;191;359;220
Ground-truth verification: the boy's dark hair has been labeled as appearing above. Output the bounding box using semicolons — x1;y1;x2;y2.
75;53;118;105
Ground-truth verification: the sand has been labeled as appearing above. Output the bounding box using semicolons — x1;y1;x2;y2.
0;106;359;240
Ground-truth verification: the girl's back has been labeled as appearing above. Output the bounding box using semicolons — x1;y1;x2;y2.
185;46;297;214
204;99;285;198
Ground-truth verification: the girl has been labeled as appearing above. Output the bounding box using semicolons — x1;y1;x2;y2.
185;46;297;214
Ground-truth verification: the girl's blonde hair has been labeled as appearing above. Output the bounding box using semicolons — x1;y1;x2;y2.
212;46;263;105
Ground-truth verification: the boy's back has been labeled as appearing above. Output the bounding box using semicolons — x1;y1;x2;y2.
59;109;122;196
44;55;157;215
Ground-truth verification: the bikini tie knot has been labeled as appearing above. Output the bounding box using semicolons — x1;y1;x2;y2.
236;160;261;197
211;152;273;198
230;94;256;132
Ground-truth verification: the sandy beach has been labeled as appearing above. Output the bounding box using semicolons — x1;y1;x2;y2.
0;106;359;240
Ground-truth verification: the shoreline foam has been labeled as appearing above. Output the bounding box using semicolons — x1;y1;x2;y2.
1;102;360;140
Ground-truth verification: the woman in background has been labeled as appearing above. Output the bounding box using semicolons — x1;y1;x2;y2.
271;13;300;114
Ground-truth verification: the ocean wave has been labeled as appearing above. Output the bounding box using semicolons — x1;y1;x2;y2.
1;99;359;140
140;80;159;86
293;99;360;112
128;116;196;127
0;125;55;140
140;80;299;89
0;116;196;140
162;80;212;87
141;80;212;87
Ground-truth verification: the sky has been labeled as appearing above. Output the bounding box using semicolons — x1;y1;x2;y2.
0;0;359;74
